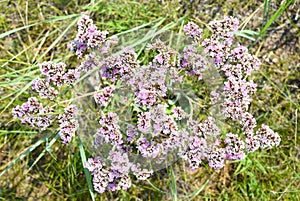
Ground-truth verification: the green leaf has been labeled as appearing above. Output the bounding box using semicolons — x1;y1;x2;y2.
255;160;267;174
78;134;95;201
240;30;259;35
170;167;177;201
145;179;166;194
186;179;210;200
234;31;256;41
260;0;293;36
0;130;38;135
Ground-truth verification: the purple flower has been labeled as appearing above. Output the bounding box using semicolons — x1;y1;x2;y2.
135;88;157;108
183;22;203;43
256;124;281;148
137;112;151;133
245;135;260;153
95;112;123;145
32;78;58;100
241;112;257;134
137;137;160;158
94;86;115;107
12;97;53;130
224;133;245;160
70;13;108;58
58;105;78;144
206;147;226;169
63;69;80;86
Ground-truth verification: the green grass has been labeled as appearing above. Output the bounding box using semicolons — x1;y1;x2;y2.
0;0;299;200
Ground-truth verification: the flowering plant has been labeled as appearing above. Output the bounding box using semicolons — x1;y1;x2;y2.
12;14;281;194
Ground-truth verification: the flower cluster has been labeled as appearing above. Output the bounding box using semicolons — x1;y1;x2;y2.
244;124;281;152
69;13;108;58
12;13;111;143
134;88;157;108
136;137;160;158
94;86;115;107
58;105;78;144
185;16;260;137
39;61;66;86
84;153;130;194
163;129;189;154
230;46;261;75
12;97;53;130
76;15;282;194
255;124;281;148
84;150;153;194
224;133;245;160
12;13;282;195
100;47;139;82
157;116;178;135
180;135;207;169
12;97;78;144
32;78;58;100
94;112;123;145
240;112;257;134
81;15;281;194
188;117;220;138
206;147;226;169
180;117;224;169
183;22;203;43
172;106;188;120
33;61;80;100
209;16;238;45
137;112;151;132
245;135;260;153
183;17;280;167
127;40;182;108
223;78;257;117
202;16;238;66
179;45;209;80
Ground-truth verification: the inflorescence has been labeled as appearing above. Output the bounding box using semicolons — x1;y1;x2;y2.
12;14;281;194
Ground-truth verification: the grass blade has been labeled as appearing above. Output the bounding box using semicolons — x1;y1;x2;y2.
24;132;60;174
0;17;78;113
170;167;177;201
0;14;79;39
0;130;38;135
36;17;79;62
114;17;165;37
240;30;259;35
0;76;38;115
260;0;293;36
234;31;256;41
262;0;270;27
78;134;95;201
145;179;166;194
186;179;210;200
0;131;55;177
